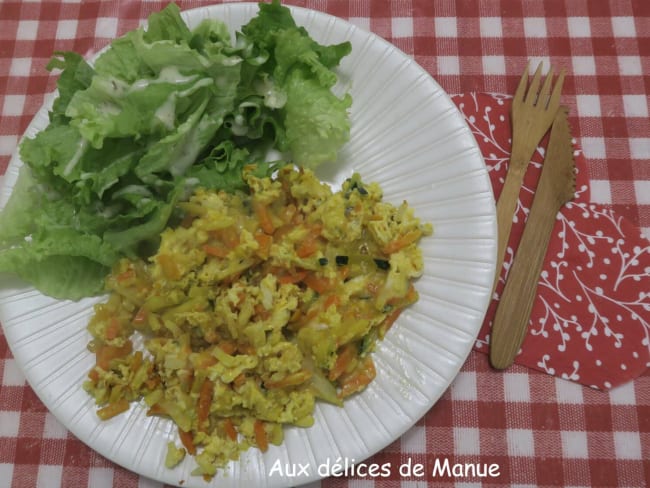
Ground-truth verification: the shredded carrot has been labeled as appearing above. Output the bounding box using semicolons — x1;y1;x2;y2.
87;368;100;383
379;308;403;337
233;373;247;388
303;273;332;294
338;357;376;399
253;200;275;234
382;229;422;254
218;341;237;355
105;317;121;340
144;377;160;390
223;418;238;441
131;350;143;372
254;303;271;320
197;379;214;431
288;308;303;324
323;294;341;310
97;398;130;420
404;283;418;304
254;420;269;452
296;235;318;258
216;226;240;248
146;403;167;416
203;243;229;258
296;224;322;258
254;232;273;259
179;429;197;455
276;269;307;285
272;224;292;241
96;341;132;370
132;307;147;326
328;343;357;381
197;353;217;369
237;344;256;356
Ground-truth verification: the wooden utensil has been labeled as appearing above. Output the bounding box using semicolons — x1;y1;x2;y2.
493;62;566;294
490;106;576;369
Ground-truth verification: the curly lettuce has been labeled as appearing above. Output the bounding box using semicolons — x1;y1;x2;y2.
0;1;352;300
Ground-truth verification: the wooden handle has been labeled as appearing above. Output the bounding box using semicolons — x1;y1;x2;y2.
489;190;560;369
491;154;527;295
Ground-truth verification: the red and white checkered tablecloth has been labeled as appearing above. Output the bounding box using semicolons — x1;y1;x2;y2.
1;1;649;487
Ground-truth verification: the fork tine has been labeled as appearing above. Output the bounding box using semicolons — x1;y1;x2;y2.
547;67;566;111
524;62;543;104
513;61;531;103
537;65;554;108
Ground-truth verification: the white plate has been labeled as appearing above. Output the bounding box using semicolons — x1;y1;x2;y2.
0;3;496;487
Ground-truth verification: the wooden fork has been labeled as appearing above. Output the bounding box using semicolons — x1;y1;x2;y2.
492;62;566;294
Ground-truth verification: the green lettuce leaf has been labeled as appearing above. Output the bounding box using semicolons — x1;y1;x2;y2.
1;1;352;300
282;69;352;167
0;227;119;300
47;51;95;122
187;140;285;192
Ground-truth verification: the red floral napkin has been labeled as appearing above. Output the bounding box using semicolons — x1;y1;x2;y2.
450;93;650;390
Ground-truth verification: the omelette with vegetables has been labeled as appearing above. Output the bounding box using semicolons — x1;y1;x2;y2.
84;166;431;478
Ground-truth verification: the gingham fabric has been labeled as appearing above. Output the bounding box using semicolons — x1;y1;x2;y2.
1;1;649;487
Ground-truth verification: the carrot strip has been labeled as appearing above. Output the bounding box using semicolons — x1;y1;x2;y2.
197;353;217;369
179;429;197;455
87;368;100;383
253;200;275;234
217;226;240;248
132;307;148;326
303;273;332;294
96;341;132;370
382;229;421;254
237;344;257;356
328;343;357;381
323;294;340;310
218;341;237;355
254;303;271;320
379;308;403;337
197;379;214;431
131;350;143;372
338;357;376;399
296;225;322;258
145;377;160;390
97;399;130;420
203;244;229;258
254;232;273;259
276;269;307;285
233;373;247;388
146;403;167;416
105;317;121;340
254;420;269;452
296;236;318;258
223;419;238;441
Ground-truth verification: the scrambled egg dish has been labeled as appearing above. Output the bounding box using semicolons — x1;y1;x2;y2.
84;167;432;478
